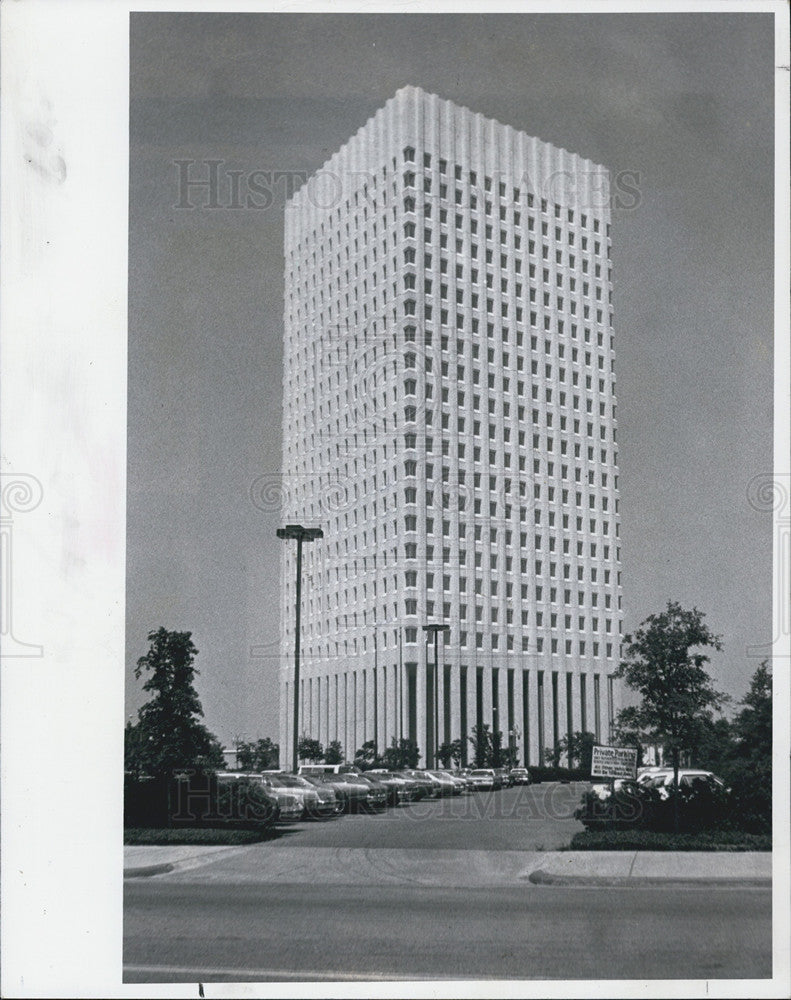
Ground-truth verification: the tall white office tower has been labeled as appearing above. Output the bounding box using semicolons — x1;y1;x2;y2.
280;86;623;768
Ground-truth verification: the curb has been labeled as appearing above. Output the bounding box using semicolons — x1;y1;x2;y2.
527;869;772;889
124;863;175;879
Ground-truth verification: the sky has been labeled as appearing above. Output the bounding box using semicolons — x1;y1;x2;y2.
127;11;775;751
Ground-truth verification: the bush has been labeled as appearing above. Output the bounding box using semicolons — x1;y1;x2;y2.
724;766;771;834
575;777;746;835
124;827;274;845
575;782;659;829
125;773;277;830
528;766;590;783
567;828;772;851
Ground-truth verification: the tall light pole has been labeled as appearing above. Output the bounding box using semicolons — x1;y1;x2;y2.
422;623;450;767
277;524;323;772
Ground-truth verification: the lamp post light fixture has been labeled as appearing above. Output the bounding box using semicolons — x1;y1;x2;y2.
422;623;450;768
277;524;324;772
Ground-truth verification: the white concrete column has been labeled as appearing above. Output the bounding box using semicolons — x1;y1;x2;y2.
463;665;476;765
416;650;427;766
512;667;524;766
449;659;462;745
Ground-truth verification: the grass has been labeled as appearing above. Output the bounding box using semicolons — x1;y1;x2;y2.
566;828;772;852
124;826;277;846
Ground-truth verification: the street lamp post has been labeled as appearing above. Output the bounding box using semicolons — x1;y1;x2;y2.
422;623;450;767
277;524;324;772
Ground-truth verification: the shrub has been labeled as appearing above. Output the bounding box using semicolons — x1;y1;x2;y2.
528;766;589;783
567;828;772;851
575;777;736;834
723;766;771;834
575;782;659;829
124;773;277;830
124;827;274;846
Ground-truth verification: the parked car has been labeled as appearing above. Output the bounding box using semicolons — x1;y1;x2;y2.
450;769;476;791
338;773;388;811
636;769;728;799
301;773;368;813
216;772;303;824
399;769;441;798
468;768;497;790
433;769;469;794
260;772;339;819
367;769;421;803
495;768;514;788
425;770;461;796
509;768;531;785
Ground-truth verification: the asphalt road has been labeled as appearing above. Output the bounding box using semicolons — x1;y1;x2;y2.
124;784;772;983
124;881;771;982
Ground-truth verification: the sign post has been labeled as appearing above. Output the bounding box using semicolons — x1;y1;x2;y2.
590;745;638;829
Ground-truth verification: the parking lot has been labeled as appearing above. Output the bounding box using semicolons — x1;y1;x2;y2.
263;781;588;852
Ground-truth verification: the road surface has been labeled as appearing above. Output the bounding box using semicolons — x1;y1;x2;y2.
124;784;772;982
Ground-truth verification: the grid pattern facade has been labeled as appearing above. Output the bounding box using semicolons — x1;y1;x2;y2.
280;86;623;767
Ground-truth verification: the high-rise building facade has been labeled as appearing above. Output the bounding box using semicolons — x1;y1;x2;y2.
280;86;623;767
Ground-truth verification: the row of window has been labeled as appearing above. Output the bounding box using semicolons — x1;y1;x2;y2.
298;633;617;657
402;146;610;235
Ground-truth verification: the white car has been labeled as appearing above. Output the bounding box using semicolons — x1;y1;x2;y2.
468;768;496;790
636;769;727;800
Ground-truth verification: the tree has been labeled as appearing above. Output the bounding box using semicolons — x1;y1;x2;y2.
468;724;505;767
437;738;464;769
545;731;597;772
382;736;420;770
469;723;492;767
128;628;226;777
297;736;324;763
237;737;279;772
732;660;771;758
725;660;772;833
354;740;383;770
614;602;726;831
324;740;344;765
611;707;647;766
688;715;734;774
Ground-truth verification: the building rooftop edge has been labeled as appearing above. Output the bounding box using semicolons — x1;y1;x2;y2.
285;84;609;210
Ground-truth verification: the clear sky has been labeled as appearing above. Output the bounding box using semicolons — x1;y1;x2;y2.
127;11;775;751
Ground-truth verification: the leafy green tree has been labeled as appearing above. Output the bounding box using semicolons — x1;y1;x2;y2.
297;736;324;763
725;660;772;833
354;740;386;770
469;723;492;767
688;715;735;774
468;724;505;767
324;740;344;765
128;628;226;777
546;731;597;771
611;709;647;766
614;602;726;830
237;737;279;771
436;738;464;768
382;736;420;770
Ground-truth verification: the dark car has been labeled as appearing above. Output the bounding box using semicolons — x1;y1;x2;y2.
302;773;368;813
213;772;302;825
365;770;419;805
340;773;389;811
261;772;341;818
399;769;441;798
